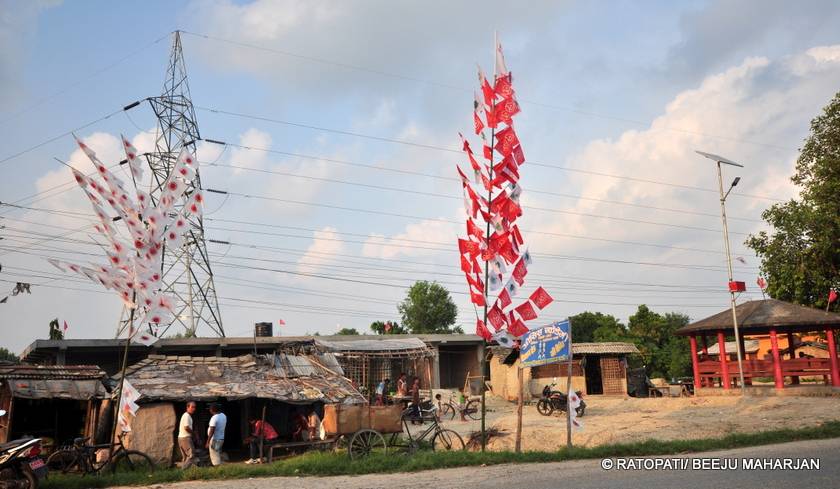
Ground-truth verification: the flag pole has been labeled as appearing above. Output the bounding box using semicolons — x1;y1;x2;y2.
480;30;500;453
566;318;573;449
110;295;136;454
514;360;523;452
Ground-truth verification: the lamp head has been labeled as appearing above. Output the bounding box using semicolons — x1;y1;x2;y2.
731;177;741;187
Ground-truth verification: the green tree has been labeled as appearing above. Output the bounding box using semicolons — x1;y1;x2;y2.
335;327;360;335
48;318;64;340
0;347;19;364
370;320;407;335
627;305;690;379
747;91;840;308
398;281;462;334
569;312;626;342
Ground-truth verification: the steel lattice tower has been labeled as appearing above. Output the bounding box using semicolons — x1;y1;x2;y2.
117;31;224;338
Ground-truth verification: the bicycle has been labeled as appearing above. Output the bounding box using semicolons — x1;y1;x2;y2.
46;432;155;475
396;406;465;454
437;394;481;421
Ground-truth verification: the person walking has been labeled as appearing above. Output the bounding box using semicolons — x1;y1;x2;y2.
206;403;227;466
177;401;197;468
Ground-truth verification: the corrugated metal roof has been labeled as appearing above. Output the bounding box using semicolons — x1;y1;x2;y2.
572;342;640;354
0;364;105;380
8;379;106;400
316;337;433;355
121;354;364;404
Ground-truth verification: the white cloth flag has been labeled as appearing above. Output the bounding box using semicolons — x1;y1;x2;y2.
568;387;583;431
120;135;144;181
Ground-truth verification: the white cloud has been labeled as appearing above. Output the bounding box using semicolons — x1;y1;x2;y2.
362;218;456;259
296;226;344;272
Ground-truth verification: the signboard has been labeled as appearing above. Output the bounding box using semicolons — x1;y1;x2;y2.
519;320;571;368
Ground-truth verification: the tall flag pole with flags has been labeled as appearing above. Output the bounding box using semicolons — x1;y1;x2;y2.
46;137;203;438
456;34;553;452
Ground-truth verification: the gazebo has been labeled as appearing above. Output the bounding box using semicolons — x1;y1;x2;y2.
676;299;840;390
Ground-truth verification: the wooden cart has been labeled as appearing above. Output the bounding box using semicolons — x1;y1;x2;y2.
324;403;465;459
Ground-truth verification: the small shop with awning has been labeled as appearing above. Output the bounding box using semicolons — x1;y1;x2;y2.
0;363;108;447
676;299;840;390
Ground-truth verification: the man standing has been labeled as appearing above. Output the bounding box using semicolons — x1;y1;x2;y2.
206;403;227;466
177;401;197;468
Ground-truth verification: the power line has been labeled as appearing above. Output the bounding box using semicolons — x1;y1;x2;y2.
181;31;796;153
198;110;785;202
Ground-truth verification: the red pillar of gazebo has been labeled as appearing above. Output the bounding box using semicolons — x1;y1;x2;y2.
689;335;701;388
701;335;710;387
787;331;799;385
717;330;730;389
826;328;840;388
769;329;784;389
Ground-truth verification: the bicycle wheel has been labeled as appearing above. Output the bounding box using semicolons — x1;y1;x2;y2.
441;403;456;420
109;450;155;474
431;429;465;452
348;429;387;460
46;449;82;474
464;400;481;421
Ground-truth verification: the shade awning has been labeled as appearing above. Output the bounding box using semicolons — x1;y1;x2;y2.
8;378;106;400
676;299;840;336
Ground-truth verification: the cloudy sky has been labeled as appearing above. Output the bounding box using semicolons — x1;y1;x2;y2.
2;0;840;354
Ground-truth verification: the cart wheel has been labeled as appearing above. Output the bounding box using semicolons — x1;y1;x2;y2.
432;429;465;452
464;400;481;421
348;429;387;460
536;399;553;416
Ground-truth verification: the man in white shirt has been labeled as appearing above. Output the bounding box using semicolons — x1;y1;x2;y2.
206;403;227;466
177;401;197;468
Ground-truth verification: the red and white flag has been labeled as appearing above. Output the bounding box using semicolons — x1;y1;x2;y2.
529;287;554;310
568;387;583;430
830;289;838;304
63;320;69;334
495;37;508;78
756;277;767;290
278;319;286;326
515;300;538;321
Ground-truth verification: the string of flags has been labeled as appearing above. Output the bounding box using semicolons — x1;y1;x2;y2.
117;379;141;432
45;136;205;346
0;281;32;304
457;38;553;344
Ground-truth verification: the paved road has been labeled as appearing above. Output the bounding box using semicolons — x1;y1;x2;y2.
134;438;840;489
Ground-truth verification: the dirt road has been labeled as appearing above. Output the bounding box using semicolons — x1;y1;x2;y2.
439;394;840;451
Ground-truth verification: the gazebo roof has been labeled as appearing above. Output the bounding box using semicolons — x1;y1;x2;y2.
676;299;840;336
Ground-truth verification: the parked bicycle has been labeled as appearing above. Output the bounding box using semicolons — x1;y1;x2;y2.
436;393;481;421
46;432;155;475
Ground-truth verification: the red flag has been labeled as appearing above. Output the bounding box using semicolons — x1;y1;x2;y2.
458;238;480;257
529;287;554;310
756;277;767;290
512;259;528;286
508;317;528;337
63;320;69;333
465;272;484;292
456;166;471;184
499;240;518;264
494;126;520;156
478;66;495;108
830;289;838;304
460;255;472;273
494;73;514;100
471;256;483;275
515;301;538;321
476;319;492;341
384;321;392;333
487;305;506;331
470;289;486;307
473;110;485;135
512;144;525;165
511;225;524;246
496;98;521;126
466;219;485;242
483;144;493;161
497;287;512;309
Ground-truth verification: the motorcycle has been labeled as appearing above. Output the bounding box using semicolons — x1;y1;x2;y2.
536;384;586;417
0;410;47;489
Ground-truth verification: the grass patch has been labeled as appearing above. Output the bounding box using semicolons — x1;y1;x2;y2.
43;420;840;489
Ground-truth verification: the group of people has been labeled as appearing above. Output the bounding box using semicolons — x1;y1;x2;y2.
374;372;422;407
177;402;323;468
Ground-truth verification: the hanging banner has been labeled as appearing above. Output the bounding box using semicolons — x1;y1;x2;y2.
519;319;571;368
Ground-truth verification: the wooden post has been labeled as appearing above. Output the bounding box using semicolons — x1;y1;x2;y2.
717;331;730;389
689;335;701;389
787;331;799;385
769;329;784;389
566;319;573;449
514;364;523;453
826;328;840;387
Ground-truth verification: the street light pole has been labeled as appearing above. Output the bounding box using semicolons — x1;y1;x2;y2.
698;151;746;395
